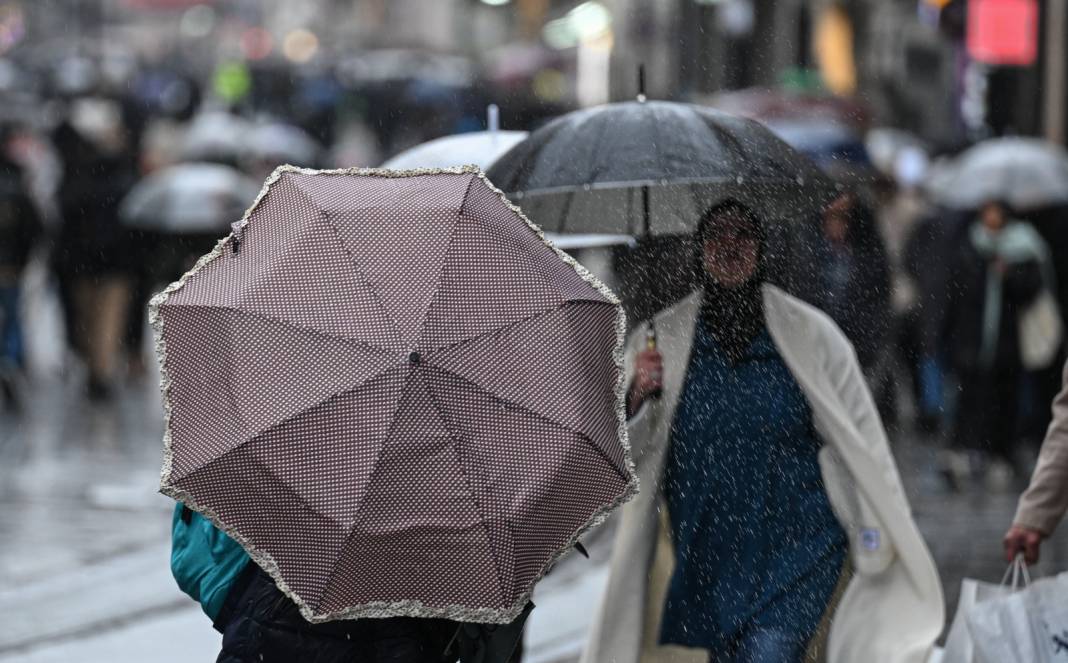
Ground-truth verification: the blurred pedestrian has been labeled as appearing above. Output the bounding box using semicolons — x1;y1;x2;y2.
51;98;138;400
809;191;895;422
941;200;1054;489
811;192;892;371
0;129;43;408
584;201;942;663
170;503;456;663
1004;357;1068;564
898;207;969;434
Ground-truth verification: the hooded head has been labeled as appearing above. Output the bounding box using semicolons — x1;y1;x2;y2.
694;199;767;363
695;199;766;289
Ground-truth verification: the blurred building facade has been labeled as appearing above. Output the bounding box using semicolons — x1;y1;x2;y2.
7;0;1067;150
601;0;1066;149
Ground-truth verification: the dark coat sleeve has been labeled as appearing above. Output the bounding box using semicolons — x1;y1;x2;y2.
1004;258;1043;307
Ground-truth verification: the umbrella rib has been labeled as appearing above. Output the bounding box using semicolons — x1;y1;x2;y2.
163;301;401;355
172;446;347;613
647;104;669;194
426;298;615;359
285;177;405;344
176;436;348;532
559;114;614;234
421;363;629;485
314;368;415;612
412;174;477;345
418;370;513;607
168;360;405;485
513;175;829;197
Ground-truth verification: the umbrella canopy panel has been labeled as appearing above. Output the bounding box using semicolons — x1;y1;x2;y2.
381;130;528;171
152;166;634;623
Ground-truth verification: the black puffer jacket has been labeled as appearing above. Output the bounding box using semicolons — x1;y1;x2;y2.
51;122;138;277
0;158;41;274
215;566;528;663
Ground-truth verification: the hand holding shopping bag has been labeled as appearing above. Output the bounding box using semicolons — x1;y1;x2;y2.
961;556;1068;663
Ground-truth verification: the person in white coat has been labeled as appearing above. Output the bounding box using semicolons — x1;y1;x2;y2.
581;201;944;663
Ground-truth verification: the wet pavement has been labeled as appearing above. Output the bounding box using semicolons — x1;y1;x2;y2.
2;268;1067;662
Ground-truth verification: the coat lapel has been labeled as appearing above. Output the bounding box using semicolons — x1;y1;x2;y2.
654;289;701;426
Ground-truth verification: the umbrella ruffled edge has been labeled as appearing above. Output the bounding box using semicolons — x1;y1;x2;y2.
149;163;639;625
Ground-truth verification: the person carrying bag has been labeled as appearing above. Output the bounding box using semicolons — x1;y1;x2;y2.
941;556;1068;663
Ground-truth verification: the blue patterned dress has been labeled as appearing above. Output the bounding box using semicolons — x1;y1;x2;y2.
658;319;847;657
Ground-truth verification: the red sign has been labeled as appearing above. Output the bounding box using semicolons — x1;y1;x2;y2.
967;0;1039;65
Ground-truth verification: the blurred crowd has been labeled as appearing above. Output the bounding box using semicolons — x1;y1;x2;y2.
0;54;1066;503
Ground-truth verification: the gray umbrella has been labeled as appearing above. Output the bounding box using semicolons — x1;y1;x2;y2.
487;101;836;321
930;137;1068;211
120;163;260;234
486;101;834;236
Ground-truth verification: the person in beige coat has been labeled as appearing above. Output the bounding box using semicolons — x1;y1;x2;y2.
581;203;944;663
1004;358;1068;563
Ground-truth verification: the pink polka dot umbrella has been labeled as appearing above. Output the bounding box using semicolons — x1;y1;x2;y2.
151;165;636;624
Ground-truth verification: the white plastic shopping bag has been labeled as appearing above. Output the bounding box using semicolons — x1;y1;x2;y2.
966;558;1068;663
940;567;1015;663
1021;572;1068;661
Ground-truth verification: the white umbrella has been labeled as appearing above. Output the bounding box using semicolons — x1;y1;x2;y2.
865;127;928;178
180;112;251;163
244;122;321;166
381;131;528;171
120;162;260;234
931;137;1068;211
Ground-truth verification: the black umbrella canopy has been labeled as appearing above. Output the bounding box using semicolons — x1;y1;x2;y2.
487;100;836;236
488;101;838;321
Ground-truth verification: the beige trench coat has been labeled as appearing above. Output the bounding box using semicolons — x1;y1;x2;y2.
1014;358;1068;535
581;285;944;663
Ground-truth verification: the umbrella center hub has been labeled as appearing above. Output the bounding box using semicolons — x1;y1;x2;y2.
408;351;421;365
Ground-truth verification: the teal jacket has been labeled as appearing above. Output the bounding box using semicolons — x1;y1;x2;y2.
170;502;250;621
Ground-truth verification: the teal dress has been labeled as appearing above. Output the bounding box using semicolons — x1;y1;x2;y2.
658;320;847;654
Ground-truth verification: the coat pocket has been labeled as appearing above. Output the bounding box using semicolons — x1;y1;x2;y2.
818;447;895;575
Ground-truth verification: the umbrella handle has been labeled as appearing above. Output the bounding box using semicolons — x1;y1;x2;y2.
645;324;662;400
230;221;245;255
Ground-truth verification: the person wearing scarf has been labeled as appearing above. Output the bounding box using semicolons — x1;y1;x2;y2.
943;200;1051;489
663;201;849;661
588;199;943;663
624;201;849;661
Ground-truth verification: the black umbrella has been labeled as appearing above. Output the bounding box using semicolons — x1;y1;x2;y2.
487;100;835;321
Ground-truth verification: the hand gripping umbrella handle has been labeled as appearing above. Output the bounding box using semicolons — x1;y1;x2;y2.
646;324;662;400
